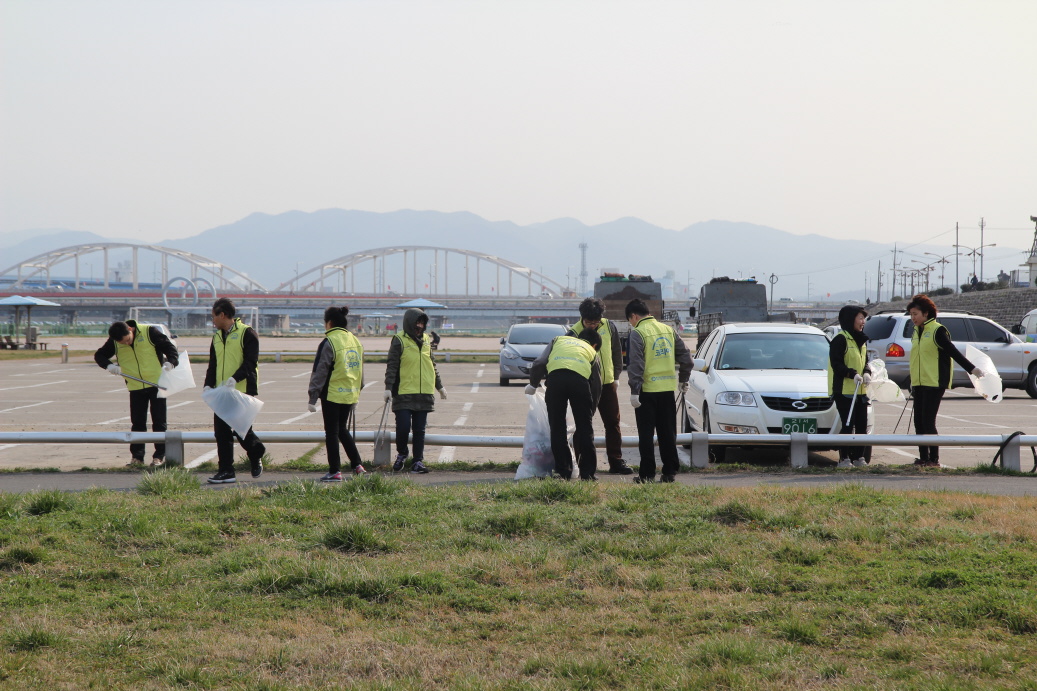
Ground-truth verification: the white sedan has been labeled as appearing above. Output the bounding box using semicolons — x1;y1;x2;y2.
683;322;873;462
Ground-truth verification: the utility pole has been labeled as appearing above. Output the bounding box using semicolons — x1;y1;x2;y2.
578;242;588;295
955;222;959;292
876;260;882;303
979;217;986;282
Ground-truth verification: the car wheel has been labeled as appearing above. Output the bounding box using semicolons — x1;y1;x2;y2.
703;406;725;462
1026;364;1037;398
500;377;509;387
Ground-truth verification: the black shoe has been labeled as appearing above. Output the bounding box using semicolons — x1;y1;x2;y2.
634;476;655;484
393;454;406;472
660;474;676;483
250;458;263;479
207;471;236;484
608;462;634;475
410;460;429;474
579;475;597;481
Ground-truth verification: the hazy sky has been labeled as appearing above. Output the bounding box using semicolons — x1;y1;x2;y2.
3;0;1035;251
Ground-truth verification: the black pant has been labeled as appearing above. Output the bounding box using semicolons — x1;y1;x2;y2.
214;414;266;474
129;387;167;461
545;369;597;479
634;390;679;478
912;386;945;462
395;409;429;461
834;391;869;461
322;400;362;473
597;382;624;466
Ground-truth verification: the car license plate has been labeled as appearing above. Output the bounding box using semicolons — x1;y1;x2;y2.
782;417;817;434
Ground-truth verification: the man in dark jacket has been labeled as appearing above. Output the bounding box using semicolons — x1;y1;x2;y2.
203;298;266;483
565;298;633;474
94;320;179;467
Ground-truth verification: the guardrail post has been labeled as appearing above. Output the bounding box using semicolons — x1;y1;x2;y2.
275;352;282;363
1001;433;1021;472
790;433;809;468
691;432;710;468
165;430;184;467
61;343;69;363
443;352;452;363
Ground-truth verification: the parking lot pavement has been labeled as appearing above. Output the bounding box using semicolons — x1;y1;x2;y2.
2;357;1037;475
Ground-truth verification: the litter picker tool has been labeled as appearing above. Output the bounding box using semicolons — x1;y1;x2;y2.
373;401;391;465
845;379;861;430
119;372;167;390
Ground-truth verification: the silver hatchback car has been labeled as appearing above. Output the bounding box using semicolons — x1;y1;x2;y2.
863;311;1037;396
498;323;567;386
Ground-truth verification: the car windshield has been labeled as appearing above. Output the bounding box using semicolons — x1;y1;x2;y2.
507;326;564;345
717;332;830;370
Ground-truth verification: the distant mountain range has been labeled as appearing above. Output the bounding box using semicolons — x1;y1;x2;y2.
0;210;1020;301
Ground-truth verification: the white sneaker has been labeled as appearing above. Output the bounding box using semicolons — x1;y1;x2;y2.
852;458;867;468
837;459;853;468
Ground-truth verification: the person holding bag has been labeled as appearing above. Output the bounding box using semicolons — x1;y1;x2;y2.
307;306;366;482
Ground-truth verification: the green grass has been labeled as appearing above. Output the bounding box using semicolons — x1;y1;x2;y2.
1;481;1035;688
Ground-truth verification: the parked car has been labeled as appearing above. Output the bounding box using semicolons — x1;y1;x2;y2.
683;322;873;462
863;311;1037;396
1011;308;1037;343
498;323;567;386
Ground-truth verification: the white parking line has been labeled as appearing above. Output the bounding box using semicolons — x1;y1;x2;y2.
452;416;468;426
476;369;484;377
96;400;193;425
470;382;479;393
936;413;1009;429
884;447;916;458
185;449;218;469
0;401;52;414
11;369;66;377
0;380;68;392
105;388;125;393
291;371;312;378
438;446;456;462
278;411;315;424
0;444;20;452
462;402;473;412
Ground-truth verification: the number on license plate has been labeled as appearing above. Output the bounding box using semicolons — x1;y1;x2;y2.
782;417;817;434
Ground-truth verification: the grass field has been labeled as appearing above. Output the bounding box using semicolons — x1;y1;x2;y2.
1;472;1036;690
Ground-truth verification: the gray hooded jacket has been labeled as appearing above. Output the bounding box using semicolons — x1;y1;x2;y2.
384;308;443;412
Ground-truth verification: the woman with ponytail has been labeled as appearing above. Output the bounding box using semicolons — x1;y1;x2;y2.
307;306;366;481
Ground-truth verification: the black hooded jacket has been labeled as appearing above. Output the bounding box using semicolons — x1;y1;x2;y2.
829;306;871;386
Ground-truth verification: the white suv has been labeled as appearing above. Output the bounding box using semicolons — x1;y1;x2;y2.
863;311;1037;396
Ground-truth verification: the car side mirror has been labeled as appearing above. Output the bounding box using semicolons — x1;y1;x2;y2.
500;337;506;345
1010;324;1023;335
689;307;697;318
692;358;708;372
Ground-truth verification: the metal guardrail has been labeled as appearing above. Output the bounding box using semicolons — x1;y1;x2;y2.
0;431;1030;472
261;351;496;362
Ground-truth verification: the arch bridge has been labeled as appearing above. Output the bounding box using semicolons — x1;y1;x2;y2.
279;246;566;297
0;243;266;292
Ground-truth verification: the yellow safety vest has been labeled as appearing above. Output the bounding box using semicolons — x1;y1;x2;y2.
213;318;257;393
325;328;363;404
636;316;677;392
546;335;596;379
598;319;616;385
910;318;945;388
395;332;436;394
114;324;162;391
827;332;868;396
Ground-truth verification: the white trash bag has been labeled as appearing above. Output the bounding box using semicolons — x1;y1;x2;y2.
964;345;1003;403
202;385;264;437
865;358;905;404
516;388;556;479
158;350;196;399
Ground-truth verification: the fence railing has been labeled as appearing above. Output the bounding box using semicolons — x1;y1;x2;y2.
0;431;1030;472
260;351;495;362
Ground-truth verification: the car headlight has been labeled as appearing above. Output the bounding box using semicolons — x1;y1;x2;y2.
501;347;522;361
715;391;756;407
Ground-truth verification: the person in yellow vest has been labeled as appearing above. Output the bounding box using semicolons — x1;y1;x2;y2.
526;328;603;480
906;294;985;467
94;320;179;467
308;306;366;482
625;299;692;483
828;305;873;468
565;298;634;475
203;298;266;483
383;308;446;474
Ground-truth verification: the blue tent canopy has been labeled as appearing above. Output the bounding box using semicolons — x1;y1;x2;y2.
0;295;61;347
394;298;446;309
